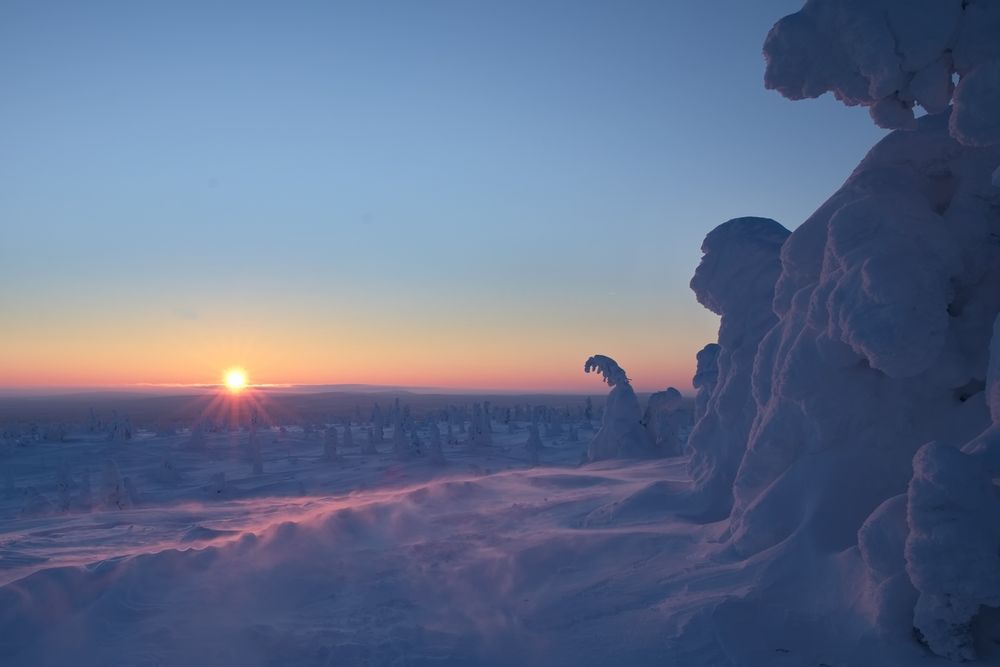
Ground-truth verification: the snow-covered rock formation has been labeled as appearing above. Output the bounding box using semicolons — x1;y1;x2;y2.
583;355;653;460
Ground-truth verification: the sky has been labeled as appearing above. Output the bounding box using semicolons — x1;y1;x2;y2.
0;0;886;393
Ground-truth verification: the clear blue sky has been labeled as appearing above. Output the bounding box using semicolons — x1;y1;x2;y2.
0;0;885;391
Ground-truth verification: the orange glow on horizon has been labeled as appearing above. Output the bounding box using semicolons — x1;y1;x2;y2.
0;304;719;393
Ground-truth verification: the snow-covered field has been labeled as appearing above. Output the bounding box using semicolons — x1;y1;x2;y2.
4;1;1000;665
2;411;994;666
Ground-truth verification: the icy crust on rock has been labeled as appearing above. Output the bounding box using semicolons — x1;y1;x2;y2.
684;217;789;519
584;355;654;461
763;0;1000;146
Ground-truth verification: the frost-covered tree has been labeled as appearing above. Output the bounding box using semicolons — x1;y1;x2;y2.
342;423;354;449
583;355;653;460
525;420;543;466
686;217;789;519
107;411;132;443
427;421;445;465
323;426;339;462
763;0;1000;145
642;388;687;457
87;408;101;434
691;344;720;424
248;429;263;474
362;426;378;455
680;1;1000;660
392;412;409;460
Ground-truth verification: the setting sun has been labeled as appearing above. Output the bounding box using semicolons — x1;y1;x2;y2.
224;368;248;392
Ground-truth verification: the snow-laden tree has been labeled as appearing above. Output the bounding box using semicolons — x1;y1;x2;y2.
362;426;378;455
466;403;492;448
684;217;789;519
763;0;1000;146
107;411;132;443
686;1;1000;660
342;423;354;449
392;411;409;460
642;388;687;457
427;421;445;465
583;355;653;460
691;344;720;424
248;428;263;474
323;426;339;462
525;420;543;466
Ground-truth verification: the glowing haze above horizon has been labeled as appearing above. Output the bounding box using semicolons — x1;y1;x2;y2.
0;0;884;394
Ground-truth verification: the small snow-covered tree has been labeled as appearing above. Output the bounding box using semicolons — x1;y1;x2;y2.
427;421;445;465
583;355;653;460
392;412;409;460
691;344;720;424
362;426;378;455
323;426;339;462
642;388;688;457
525;421;543;466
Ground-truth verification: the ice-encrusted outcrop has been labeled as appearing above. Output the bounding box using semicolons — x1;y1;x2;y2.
685;217;789;519
584;355;653;460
